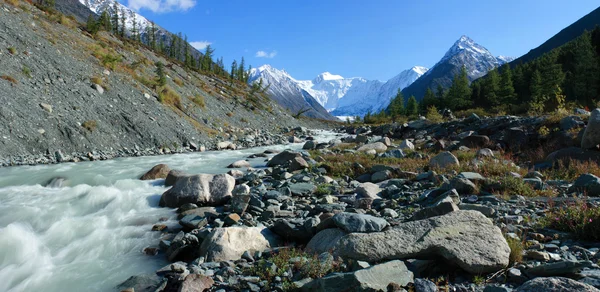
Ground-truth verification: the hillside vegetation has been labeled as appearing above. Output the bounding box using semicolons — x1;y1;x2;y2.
0;0;332;162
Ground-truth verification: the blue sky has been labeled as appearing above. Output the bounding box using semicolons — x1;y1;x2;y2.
128;0;599;81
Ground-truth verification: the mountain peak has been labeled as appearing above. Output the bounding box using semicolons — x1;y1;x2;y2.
411;66;429;75
440;35;491;63
313;72;344;83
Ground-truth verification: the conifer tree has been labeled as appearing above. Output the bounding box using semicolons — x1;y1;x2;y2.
99;11;111;32
149;21;157;50
406;95;419;117
498;64;515;104
119;7;126;37
483;67;500;106
446;66;472;110
571;32;599;104
201;45;214;72
86;15;98;35
529;69;544;112
388;89;405;121
111;1;119;35
131;13;139;42
155;62;167;87
420;87;437;113
230;60;238;80
184;35;191;67
237;57;246;81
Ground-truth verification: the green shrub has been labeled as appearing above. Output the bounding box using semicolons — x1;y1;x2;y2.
22;66;32;78
426;105;444;123
542;201;600;241
7;47;17;55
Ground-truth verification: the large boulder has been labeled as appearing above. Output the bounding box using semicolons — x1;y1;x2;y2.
569;173;600;196
429;152;459;169
302;260;413;292
332;212;388;233
516;277;600;292
165;170;188;187
266;150;302;167
357;142;387;153
140;164;171;180
306;210;510;274
160;174;235;208
199;226;279;262
355;182;382;199
179;274;214;292
581;108;600;149
461;135;490;148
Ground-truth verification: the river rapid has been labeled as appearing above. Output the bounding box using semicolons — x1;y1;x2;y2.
0;130;341;292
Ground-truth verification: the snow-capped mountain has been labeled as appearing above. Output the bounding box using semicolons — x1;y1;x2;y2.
80;0;150;33
250;66;428;117
402;35;511;100
247;66;336;121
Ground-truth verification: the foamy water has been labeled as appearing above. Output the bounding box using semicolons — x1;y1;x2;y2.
0;130;340;292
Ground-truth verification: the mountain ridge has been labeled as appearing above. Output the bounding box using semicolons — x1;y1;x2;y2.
401;35;511;100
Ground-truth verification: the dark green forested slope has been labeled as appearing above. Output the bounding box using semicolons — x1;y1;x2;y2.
511;6;600;66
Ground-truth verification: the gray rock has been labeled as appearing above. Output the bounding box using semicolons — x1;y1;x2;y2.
267;150;302;167
289;156;309;171
289;183;317;196
355;182;381;199
165;170;188;187
429;151;459;169
179;274;214;292
516;277;600;292
379;149;405;158
399;139;415;150
199;227;280;262
569;173;600;196
307;210;510;274
179;214;208;230
160;174;235;208
303;260;413;292
582;109;600;149
412;195;459;220
332;212;388;233
140;164;171;180
303;140;316;150
477;148;494;158
117;274;162;292
459;203;496;217
39;102;53;113
92;83;104;94
371;170;392;183
414;278;438;292
357;142;387;153
227;160;251;168
525;260;593;277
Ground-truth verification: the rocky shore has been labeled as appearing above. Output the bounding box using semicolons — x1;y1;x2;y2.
0;126;324;167
116;110;600;292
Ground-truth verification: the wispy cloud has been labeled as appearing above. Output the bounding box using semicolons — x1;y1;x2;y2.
128;0;196;13
256;50;277;58
190;41;212;51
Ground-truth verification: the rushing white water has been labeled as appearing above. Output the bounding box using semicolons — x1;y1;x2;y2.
0;130;341;292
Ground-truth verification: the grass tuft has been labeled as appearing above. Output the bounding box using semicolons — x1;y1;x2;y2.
506;237;523;266
82;120;97;132
158;86;183;111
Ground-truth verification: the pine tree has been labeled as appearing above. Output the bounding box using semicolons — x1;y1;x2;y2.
184;35;191;67
237;57;246;82
155;62;167;87
388;89;405;121
406;96;419;117
498;64;516;104
571;32;599;105
483;67;500;106
420;87;438;113
86;15;98;35
230;60;238;80
119;7;126;37
99;11;111;32
131;13;139;42
201;45;214;72
435;83;446;108
529;69;544;112
111;1;119;35
149;21;157;50
446;66;472;110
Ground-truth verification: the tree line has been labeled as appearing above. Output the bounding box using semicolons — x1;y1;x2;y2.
84;1;251;83
417;27;600;114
